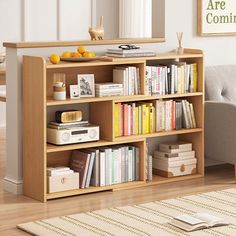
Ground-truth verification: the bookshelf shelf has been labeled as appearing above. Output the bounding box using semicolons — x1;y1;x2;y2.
23;48;204;202
47;93;203;106
47;138;145;153
114;128;203;141
47;180;145;200
147;174;203;186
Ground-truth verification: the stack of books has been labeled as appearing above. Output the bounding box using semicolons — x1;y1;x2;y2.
154;142;196;161
113;66;141;95
48;120;89;130
155;99;196;132
95;83;123;97
106;48;156;58
70;145;140;188
153;141;197;177
114;99;197;137
145;63;197;96
47;167;75;176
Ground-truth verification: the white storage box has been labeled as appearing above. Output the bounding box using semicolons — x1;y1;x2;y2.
47;173;79;193
153;157;197;177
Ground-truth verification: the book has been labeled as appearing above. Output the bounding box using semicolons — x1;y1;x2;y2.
107;48;156;55
95;83;123;89
90;149;100;187
154;150;195;159
106;52;156;58
84;151;95;188
48;170;74;176
170;213;229;232
159;141;192;150
70;150;91;188
159;141;192;154
95;91;123;97
47;167;70;175
190;103;197;128
113;68;128;95
99;151;106;186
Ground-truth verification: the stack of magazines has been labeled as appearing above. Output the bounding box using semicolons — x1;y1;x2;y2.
106;48;156;58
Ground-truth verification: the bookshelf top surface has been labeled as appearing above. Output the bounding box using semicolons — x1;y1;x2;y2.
45;51;203;69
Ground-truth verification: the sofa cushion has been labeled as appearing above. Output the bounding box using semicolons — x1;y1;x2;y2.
205;65;236;101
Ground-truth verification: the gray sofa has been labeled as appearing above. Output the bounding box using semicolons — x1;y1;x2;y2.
205;65;236;178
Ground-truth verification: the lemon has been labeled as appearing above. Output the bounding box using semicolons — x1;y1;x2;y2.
71;52;82;57
77;46;86;55
50;54;60;64
61;51;71;58
83;51;95;58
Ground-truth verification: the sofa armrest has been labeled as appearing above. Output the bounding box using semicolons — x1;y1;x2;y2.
205;101;236;164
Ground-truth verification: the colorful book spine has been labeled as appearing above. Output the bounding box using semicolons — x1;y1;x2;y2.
114;103;119;137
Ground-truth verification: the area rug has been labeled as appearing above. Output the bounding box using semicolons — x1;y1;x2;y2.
18;188;236;236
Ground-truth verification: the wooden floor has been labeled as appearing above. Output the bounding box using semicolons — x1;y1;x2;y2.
0;128;235;235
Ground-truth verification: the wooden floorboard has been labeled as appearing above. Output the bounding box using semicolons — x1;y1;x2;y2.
0;127;235;235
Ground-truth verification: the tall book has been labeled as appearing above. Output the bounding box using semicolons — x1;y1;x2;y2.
89;149;100;187
113;68;128;95
99;151;106;187
70;150;91;189
85;151;95;188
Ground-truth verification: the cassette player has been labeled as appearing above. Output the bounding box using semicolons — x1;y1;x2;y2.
47;124;99;145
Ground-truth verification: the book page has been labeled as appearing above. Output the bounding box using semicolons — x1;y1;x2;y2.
174;215;205;225
194;213;225;226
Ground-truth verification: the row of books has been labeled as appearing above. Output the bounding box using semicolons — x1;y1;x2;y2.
113;66;141;96
70;146;140;188
156;99;196;131
114;99;197;137
145;63;197;96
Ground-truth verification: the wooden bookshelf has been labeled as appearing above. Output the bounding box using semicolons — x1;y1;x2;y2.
23;49;205;202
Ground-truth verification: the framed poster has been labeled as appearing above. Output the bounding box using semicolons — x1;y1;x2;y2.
198;0;236;36
77;74;95;98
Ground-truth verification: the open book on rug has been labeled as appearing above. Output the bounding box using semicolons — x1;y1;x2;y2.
170;213;229;232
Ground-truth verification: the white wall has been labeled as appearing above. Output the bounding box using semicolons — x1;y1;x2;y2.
1;0;236;128
158;0;236;66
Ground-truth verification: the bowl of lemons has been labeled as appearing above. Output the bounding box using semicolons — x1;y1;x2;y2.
49;46;105;64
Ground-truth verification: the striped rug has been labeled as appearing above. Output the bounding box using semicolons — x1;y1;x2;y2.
18;188;236;236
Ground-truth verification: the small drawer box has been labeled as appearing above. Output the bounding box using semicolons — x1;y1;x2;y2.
153;158;197;178
47;173;79;193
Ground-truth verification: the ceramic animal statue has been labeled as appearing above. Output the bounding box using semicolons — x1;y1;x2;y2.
176;32;184;54
89;16;104;40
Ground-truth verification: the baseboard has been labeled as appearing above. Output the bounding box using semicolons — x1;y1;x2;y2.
3;177;23;195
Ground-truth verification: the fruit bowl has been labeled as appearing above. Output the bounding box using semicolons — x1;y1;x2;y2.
60;56;110;62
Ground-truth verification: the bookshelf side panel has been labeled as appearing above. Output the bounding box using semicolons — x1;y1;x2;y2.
23;56;46;202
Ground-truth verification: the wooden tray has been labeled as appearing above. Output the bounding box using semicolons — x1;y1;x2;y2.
60;56;111;62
